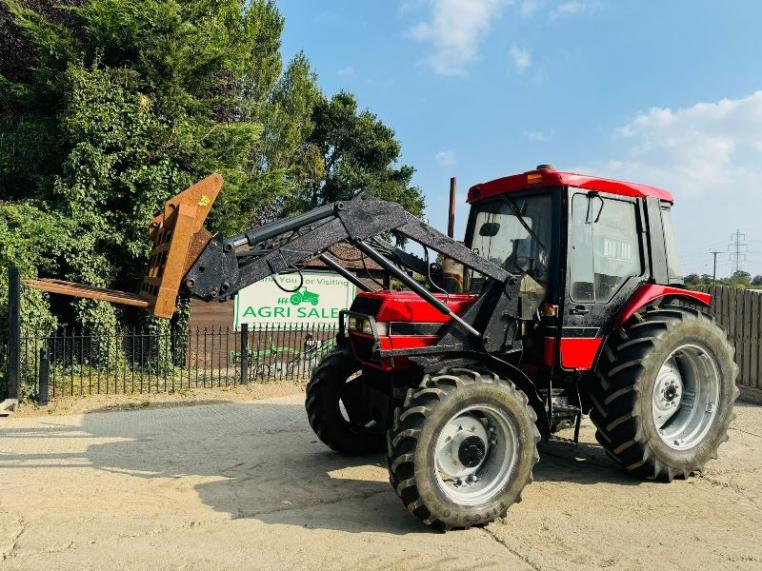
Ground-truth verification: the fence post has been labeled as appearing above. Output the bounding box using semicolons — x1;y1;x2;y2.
1;266;21;414
240;323;249;385
38;346;49;406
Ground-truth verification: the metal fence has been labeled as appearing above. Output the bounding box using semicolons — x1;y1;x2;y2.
706;286;762;390
16;323;338;400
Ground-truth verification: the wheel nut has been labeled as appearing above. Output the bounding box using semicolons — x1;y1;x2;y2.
467;474;477;483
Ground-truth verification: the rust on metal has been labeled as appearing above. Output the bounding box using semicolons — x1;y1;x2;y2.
25;173;223;319
140;173;223;318
25;279;151;308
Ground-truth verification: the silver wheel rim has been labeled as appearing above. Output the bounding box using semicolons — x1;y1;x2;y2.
434;405;519;506
652;343;720;451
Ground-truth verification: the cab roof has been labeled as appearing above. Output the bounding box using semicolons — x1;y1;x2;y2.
467;167;674;204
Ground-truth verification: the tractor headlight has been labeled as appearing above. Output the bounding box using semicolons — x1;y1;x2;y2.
348;316;388;336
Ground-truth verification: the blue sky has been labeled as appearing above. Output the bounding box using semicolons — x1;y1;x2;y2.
277;0;762;277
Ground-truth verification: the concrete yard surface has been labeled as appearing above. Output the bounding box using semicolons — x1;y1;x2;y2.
1;394;761;570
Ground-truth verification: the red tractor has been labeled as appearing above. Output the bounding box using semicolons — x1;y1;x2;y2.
31;166;738;529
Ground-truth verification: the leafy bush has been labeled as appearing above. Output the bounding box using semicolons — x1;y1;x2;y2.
0;0;424;399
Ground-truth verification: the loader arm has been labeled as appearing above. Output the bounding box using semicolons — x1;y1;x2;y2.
184;196;514;337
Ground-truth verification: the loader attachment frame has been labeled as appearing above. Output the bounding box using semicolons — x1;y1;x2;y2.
26;174;222;318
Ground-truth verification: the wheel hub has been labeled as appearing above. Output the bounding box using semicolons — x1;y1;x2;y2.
651;343;720;451
458;436;487;467
434;405;519;506
436;416;490;479
653;360;684;428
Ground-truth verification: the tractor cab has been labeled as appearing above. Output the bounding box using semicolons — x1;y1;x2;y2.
464;165;684;372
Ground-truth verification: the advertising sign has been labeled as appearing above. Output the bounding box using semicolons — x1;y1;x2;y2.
234;271;357;329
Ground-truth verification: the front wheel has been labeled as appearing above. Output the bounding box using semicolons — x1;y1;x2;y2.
387;368;539;529
305;350;385;455
589;306;739;480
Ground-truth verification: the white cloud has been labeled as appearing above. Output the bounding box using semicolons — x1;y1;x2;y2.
337;66;355;77
508;46;532;73
551;1;599;19
407;0;510;75
524;129;553;141
582;91;762;275
519;0;544;17
435;150;457;166
591;92;762;196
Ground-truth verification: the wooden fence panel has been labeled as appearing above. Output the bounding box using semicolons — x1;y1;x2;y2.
749;295;762;387
706;287;762;388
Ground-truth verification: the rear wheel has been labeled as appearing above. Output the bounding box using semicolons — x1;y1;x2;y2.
305;350;385;455
387;368;539;529
589;306;739;480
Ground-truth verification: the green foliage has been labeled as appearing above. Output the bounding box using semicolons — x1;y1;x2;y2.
729;270;752;289
294;91;424;216
1;0;424;341
0;202;74;394
686;270;761;291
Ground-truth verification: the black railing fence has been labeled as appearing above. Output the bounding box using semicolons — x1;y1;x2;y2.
16;323;338;400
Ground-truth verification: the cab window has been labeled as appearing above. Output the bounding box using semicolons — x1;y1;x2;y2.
569;193;642;302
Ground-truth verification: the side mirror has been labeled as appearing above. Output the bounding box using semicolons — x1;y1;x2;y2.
585;194;605;224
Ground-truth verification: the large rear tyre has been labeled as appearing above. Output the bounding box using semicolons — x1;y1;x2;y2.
305;350;385;455
589;306;739;480
387;368;539;529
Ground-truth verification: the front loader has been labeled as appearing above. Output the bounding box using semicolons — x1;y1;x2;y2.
29;165;739;529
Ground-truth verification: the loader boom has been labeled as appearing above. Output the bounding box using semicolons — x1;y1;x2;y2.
184;195;515;338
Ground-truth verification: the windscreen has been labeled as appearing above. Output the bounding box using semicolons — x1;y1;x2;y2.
464;194;553;293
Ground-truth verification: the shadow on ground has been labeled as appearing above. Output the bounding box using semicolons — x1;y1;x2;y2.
0;399;651;534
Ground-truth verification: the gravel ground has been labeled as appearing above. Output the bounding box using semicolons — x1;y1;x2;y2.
1;393;761;570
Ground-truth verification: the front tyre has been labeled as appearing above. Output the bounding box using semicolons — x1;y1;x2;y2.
305;350;385;455
387;368;539;529
590;306;739;480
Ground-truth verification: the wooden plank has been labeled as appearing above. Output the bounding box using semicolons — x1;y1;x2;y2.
710;285;720;321
742;290;752;386
757;291;762;389
733;289;744;379
751;292;760;389
722;287;732;337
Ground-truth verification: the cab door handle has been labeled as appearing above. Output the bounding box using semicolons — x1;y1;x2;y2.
570;305;590;315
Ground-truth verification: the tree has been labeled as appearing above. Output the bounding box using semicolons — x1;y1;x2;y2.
752;275;762;287
1;0;424;332
295;91;424;216
729;270;751;289
0;203;74;396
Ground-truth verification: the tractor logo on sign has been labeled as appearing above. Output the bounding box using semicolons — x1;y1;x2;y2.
287;288;320;306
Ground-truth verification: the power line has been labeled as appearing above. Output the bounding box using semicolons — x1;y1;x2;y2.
728;229;748;274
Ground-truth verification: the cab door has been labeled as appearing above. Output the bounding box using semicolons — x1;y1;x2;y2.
560;189;646;370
